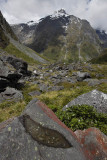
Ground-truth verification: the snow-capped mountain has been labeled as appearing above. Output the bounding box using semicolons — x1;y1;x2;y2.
50;9;69;20
12;9;103;62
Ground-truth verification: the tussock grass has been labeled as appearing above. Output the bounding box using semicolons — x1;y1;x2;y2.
0;101;26;122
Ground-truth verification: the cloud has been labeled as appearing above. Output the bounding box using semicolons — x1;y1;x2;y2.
84;0;107;31
0;0;107;32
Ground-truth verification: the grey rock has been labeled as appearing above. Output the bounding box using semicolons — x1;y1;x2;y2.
0;87;23;103
4;55;28;75
28;90;41;96
67;77;77;83
0;99;88;160
52;79;61;85
7;72;22;83
39;84;50;92
84;78;101;86
51;74;59;79
32;81;40;85
0;59;11;77
63;90;107;113
44;72;50;77
96;73;104;78
50;86;64;91
100;79;107;83
0;78;9;91
59;71;67;77
76;72;91;81
0;58;23;90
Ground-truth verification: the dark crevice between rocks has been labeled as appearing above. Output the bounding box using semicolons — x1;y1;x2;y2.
20;115;72;148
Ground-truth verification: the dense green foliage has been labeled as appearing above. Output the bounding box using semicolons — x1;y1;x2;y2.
55;105;107;135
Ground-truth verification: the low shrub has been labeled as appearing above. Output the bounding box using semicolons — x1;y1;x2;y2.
55;105;107;135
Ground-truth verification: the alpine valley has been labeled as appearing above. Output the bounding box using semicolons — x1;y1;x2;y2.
0;9;107;160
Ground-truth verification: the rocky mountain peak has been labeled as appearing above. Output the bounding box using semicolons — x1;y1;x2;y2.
50;8;69;19
58;8;67;14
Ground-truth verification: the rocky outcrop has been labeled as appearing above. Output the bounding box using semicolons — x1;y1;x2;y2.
76;72;91;81
63;90;107;113
0;55;30;89
75;128;107;160
0;87;23;103
0;99;88;160
2;55;29;75
0;55;31;102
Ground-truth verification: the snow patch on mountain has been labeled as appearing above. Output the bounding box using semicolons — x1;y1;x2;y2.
50;9;69;20
27;21;38;26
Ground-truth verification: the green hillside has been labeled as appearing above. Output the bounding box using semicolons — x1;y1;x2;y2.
90;49;107;64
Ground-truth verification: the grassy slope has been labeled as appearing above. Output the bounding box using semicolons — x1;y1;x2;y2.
4;43;39;64
90;49;107;64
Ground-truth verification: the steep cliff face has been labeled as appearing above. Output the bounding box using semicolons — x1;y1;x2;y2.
0;11;17;48
12;9;101;62
11;21;37;45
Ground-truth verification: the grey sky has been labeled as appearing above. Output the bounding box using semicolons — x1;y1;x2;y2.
0;0;107;32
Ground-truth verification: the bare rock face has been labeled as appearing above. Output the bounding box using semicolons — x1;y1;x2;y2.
0;99;88;160
2;55;28;75
0;55;30;92
63;90;107;113
75;128;107;160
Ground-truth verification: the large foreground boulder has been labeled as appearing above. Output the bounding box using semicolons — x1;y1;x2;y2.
0;99;89;160
63;90;107;113
75;128;107;160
